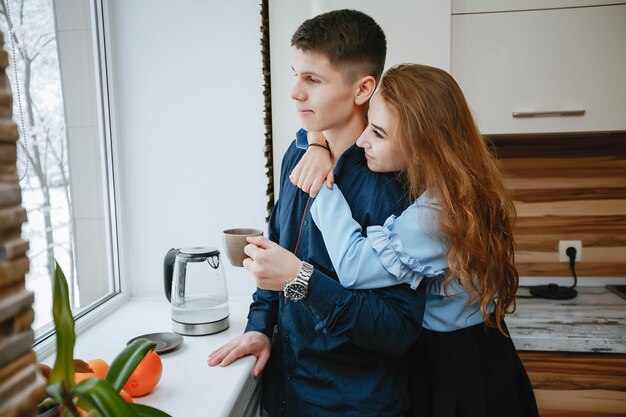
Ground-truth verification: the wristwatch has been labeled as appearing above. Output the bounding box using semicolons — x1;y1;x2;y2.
283;261;314;302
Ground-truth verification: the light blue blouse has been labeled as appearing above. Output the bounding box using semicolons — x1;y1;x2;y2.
310;185;493;332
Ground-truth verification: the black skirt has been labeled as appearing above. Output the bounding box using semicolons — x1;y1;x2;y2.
406;319;539;417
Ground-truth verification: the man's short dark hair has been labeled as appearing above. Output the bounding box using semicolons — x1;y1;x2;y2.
291;9;386;83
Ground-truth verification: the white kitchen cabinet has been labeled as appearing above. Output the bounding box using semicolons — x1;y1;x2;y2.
451;4;626;135
452;0;624;14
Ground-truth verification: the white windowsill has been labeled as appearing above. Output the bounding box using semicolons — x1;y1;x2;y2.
37;295;260;417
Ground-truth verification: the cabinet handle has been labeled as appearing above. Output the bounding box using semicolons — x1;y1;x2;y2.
512;110;586;118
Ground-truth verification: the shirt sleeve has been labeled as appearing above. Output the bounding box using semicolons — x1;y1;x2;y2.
244;199;280;337
301;269;425;357
295;128;308;149
311;185;448;290
243;144;292;337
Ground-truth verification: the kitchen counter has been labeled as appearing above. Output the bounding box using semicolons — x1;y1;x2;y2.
52;296;260;417
40;287;625;416
507;286;626;353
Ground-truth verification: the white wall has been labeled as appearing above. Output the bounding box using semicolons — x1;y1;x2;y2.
108;0;266;299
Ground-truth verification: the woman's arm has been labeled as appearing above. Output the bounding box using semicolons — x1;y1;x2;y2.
311;185;448;290
289;131;334;197
243;235;424;357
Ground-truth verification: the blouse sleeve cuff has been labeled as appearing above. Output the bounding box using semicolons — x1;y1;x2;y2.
367;217;447;290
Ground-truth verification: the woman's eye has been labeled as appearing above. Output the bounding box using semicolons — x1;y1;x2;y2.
372;128;383;138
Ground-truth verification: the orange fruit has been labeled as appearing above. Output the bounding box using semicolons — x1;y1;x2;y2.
122;351;162;397
86;359;110;379
119;389;133;403
74;372;97;384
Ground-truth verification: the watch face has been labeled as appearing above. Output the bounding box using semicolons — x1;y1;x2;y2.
285;283;307;301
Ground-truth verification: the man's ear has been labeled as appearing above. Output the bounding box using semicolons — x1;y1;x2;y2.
354;75;376;105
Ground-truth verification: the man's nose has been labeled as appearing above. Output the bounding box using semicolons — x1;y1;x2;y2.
290;79;305;101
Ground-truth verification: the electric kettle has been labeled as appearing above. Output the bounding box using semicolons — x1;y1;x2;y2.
163;247;230;335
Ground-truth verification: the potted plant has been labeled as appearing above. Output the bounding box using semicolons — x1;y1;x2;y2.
37;263;171;417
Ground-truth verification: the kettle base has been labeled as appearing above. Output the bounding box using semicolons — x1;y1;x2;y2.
172;316;230;336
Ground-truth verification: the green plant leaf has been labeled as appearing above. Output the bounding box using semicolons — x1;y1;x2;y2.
48;263;76;393
38;396;59;413
44;381;64;407
130;403;173;417
74;378;139;417
105;338;157;392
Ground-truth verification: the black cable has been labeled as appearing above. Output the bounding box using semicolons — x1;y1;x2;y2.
527;246;578;300
566;246;578;289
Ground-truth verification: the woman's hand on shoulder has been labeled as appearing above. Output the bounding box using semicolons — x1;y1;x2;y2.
289;131;334;197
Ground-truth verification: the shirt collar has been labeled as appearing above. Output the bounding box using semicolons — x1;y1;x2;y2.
295;129;363;180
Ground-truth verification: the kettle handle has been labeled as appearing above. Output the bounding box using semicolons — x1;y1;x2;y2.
163;248;179;302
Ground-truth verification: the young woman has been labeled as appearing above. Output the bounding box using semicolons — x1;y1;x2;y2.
289;63;539;417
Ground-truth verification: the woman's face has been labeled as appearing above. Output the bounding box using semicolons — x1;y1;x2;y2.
356;93;406;173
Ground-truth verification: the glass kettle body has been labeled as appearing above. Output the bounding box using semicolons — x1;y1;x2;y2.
163;247;230;335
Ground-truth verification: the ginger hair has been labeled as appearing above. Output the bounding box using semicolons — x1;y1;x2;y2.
379;64;518;333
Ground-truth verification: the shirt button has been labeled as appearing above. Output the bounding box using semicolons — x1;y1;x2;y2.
287;374;292;381
283;335;290;342
304;220;309;226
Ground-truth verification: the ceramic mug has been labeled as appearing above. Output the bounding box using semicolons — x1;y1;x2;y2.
222;228;264;267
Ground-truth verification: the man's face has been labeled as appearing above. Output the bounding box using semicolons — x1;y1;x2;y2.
356;93;406;173
290;48;359;133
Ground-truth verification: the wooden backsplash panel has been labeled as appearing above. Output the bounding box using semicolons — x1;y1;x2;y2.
490;134;626;277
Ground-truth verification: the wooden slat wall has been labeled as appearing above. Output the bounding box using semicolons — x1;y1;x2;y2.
518;351;626;417
491;134;626;277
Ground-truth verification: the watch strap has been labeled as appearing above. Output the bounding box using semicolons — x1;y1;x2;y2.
284;261;314;301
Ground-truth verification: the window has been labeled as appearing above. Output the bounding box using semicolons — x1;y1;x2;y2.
0;0;120;344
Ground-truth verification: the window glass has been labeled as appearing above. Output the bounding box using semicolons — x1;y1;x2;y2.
0;0;118;338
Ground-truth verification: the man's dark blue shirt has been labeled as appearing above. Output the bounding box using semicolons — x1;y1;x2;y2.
245;130;426;417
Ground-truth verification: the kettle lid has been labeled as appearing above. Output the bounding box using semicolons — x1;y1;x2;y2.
179;246;220;258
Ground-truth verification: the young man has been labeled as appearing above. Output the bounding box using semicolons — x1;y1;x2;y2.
208;10;425;417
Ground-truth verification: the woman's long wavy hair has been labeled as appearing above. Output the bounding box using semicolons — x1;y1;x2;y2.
378;64;518;334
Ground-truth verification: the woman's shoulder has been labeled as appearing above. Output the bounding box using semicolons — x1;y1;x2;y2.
384;191;442;239
415;190;440;208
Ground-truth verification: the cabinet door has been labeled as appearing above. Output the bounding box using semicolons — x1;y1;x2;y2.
452;0;624;14
452;5;626;135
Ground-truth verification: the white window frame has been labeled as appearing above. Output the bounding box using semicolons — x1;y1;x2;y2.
34;0;128;358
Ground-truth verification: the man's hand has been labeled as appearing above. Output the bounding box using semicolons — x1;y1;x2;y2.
289;131;334;198
243;236;302;291
207;331;271;377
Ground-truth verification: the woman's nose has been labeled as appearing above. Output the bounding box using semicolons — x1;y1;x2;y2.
356;130;369;148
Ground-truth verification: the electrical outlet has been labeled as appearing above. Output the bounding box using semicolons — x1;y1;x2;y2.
559;240;582;262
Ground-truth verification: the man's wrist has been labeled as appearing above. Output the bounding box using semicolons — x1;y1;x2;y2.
283;261;314;302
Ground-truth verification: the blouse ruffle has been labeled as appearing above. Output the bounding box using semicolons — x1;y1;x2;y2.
367;214;464;296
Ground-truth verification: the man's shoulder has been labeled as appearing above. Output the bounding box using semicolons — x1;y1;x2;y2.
342;163;405;199
339;168;409;222
278;139;305;176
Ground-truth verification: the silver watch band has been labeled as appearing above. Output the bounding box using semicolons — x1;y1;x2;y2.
297;261;313;284
283;261;314;301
